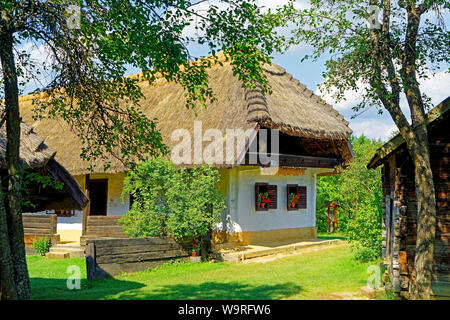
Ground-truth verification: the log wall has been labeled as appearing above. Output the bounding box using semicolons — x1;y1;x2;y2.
85;237;189;280
381;118;449;299
80;216;127;245
22;214;59;248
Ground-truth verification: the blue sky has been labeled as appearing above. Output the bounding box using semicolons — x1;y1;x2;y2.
148;0;450;141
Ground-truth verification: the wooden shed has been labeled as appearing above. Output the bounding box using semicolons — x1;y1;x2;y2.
0;119;89;212
367;97;450;299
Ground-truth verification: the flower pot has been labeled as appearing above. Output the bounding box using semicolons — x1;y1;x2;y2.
260;203;266;208
192;251;198;257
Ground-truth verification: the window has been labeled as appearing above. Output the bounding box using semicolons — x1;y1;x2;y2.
255;182;277;211
287;184;307;210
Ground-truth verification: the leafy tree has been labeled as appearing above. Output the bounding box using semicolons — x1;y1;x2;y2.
119;159;226;258
0;0;288;299
285;0;449;299
316;135;383;261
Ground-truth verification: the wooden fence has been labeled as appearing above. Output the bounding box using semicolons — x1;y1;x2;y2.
85;237;189;280
81;216;127;245
22;214;59;248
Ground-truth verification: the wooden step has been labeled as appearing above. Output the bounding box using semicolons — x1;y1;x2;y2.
45;252;70;259
50;247;85;258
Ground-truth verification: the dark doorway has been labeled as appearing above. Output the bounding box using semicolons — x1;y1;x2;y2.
89;179;108;216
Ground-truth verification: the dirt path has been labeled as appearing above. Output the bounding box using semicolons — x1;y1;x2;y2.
317;291;369;300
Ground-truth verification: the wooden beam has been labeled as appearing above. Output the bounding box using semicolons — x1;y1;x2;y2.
82;174;90;237
245;152;342;169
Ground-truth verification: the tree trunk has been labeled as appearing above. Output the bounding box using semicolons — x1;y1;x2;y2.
0;177;18;299
200;229;213;261
0;31;32;300
405;126;437;300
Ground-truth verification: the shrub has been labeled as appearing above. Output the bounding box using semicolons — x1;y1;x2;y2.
32;237;52;256
119;159;226;241
347;202;383;262
316;135;383;260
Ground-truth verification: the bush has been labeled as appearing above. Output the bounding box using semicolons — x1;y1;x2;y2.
119;159;226;241
347;202;383;262
316;135;383;260
32;237;51;256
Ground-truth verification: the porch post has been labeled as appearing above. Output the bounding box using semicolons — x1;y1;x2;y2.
82;174;90;236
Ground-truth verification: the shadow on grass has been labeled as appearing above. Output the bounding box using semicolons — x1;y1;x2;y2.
115;281;303;300
31;277;302;300
30;277;145;300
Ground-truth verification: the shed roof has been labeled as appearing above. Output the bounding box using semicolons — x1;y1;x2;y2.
367;96;450;169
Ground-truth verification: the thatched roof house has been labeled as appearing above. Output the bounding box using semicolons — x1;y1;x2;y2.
0;119;88;212
18;59;352;175
18;55;353;246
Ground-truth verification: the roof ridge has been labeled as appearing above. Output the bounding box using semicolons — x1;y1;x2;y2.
245;63;351;138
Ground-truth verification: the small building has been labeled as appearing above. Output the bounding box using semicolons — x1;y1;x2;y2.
0;119;88;212
367;97;449;299
19;56;353;246
0;118;88;246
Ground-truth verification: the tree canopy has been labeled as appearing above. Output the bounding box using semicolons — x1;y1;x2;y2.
0;0;289;300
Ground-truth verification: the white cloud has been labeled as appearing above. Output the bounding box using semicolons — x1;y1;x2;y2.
316;69;449;141
350;120;397;141
257;0;309;11
315;81;368;112
316;69;450;112
419;69;450;106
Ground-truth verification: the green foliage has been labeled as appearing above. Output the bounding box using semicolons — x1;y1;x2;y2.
119;159;226;240
283;0;449;114
32;237;51;256
316;135;383;261
26;245;379;300
20;168;65;208
1;1;291;172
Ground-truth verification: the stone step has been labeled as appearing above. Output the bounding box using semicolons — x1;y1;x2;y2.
45;252;70;259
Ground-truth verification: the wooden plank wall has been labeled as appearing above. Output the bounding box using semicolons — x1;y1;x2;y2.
22;214;59;248
80;216;128;245
384;119;449;299
85;237;189;280
85;216;127;238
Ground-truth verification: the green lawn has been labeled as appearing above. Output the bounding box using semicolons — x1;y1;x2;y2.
317;232;348;240
27;244;381;300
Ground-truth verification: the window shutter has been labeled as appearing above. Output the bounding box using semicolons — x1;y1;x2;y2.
267;185;277;209
297;186;307;209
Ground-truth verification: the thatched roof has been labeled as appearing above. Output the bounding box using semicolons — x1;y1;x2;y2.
0;120;88;212
367;96;450;169
18;55;352;175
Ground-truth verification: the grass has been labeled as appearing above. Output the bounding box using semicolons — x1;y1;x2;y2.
27;244;382;300
317;232;348;240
